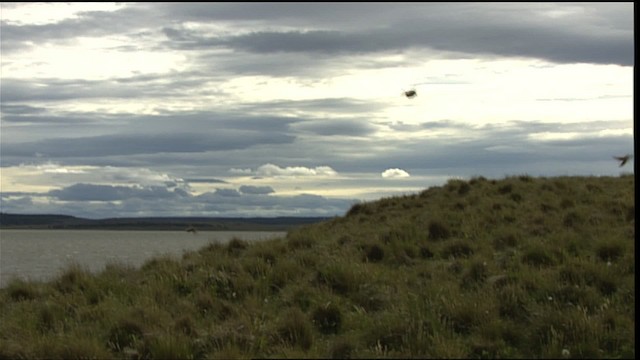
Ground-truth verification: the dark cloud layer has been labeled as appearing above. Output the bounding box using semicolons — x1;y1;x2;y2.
2;3;632;66
329;120;635;175
2;182;356;218
157;3;633;66
1;109;301;166
2;131;295;158
48;183;187;201
293;119;379;137
239;185;275;195
209;26;632;66
0;5;152;53
0;76;221;103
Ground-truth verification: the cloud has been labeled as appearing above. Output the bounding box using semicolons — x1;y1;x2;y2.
239;185;275;195
37;163;86;174
158;3;633;66
339;120;635;177
213;188;241;197
2;131;295;158
48;183;187;202
0;163;193;194
229;168;253;175
0;108;304;168
1;178;356;218
255;164;338;177
292;119;378;137
381;168;411;179
2;2;632;86
240;98;386;116
184;178;227;184
0;5;154;54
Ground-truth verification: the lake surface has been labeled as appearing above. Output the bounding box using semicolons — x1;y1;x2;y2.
0;229;286;288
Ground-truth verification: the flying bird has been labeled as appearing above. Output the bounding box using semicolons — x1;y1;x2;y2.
613;154;633;167
403;89;417;99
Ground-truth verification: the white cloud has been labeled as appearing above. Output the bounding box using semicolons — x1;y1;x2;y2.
314;166;338;176
0;163;187;193
37;163;86;174
528;131;582;142
381;168;410;178
12;40;186;80
0;3;124;25
229;168;253;175
255;163;338;177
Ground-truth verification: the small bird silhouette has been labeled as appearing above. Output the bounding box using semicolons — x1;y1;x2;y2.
403;89;417;99
613;154;633;167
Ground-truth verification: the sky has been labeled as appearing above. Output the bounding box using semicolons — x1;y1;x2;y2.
0;2;634;218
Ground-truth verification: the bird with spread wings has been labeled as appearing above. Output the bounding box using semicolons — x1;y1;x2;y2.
613;154;633;167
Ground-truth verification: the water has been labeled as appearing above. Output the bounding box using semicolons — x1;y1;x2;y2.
0;229;285;288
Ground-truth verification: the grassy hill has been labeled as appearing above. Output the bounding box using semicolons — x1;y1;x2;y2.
0;175;635;359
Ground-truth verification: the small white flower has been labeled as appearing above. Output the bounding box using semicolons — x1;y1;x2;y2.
561;348;570;358
607;261;612;267
548;296;553;301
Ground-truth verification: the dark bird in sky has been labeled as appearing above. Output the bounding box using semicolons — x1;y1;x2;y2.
613;154;632;167
403;89;417;99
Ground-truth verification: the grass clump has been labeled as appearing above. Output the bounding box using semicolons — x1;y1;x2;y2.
594;239;626;262
496;284;531;322
328;338;354;359
0;174;634;358
428;219;451;240
315;263;358;296
226;237;248;255
107;318;145;351
521;246;555;267
460;261;488;289
54;263;92;294
311;302;342;334
360;242;385;262
4;278;39;301
440;300;484;335
145;334;194;360
276;308;313;351
442;240;474;259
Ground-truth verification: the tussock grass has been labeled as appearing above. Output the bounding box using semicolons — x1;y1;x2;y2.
0;175;635;358
311;302;342;334
4;278;40;302
275;307;314;351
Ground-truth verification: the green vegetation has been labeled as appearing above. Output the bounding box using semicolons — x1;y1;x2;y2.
0;175;634;359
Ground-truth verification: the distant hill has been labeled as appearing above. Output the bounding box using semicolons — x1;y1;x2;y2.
0;213;330;231
0;213;80;226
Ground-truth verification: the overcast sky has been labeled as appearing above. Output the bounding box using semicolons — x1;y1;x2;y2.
0;2;634;218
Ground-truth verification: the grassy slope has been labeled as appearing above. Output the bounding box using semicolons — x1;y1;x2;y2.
0;175;635;359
